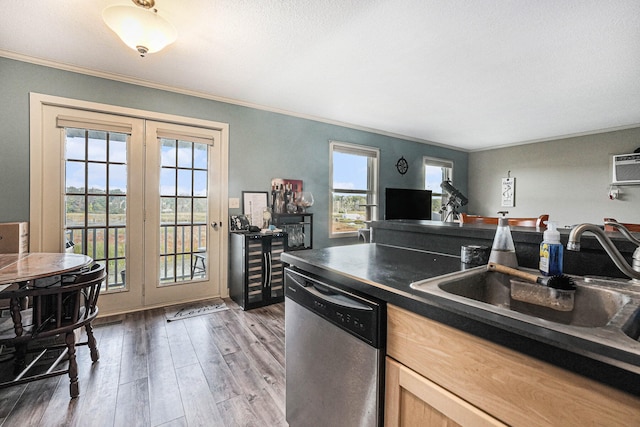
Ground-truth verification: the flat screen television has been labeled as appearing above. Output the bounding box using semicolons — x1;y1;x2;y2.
385;188;432;220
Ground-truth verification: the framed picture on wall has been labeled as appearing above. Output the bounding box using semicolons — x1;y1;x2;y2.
271;178;303;193
242;191;268;227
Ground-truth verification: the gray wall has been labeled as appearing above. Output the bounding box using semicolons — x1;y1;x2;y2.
0;57;468;249
468;127;640;227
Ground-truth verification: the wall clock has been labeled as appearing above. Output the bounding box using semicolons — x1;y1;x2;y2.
396;156;408;175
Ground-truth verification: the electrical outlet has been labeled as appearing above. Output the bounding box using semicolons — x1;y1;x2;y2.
229;197;240;208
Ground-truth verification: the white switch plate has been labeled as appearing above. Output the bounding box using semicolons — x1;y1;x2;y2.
229;197;240;209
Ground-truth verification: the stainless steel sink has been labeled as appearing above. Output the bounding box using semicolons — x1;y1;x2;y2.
410;266;640;350
435;269;629;327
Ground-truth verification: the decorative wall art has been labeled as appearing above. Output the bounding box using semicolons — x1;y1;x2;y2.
242;191;268;227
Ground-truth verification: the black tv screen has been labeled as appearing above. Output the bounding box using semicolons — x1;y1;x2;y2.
385;188;432;220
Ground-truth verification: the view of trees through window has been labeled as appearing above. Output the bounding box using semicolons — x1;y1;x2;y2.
158;138;209;285
64;129;210;291
64;128;127;292
330;143;378;236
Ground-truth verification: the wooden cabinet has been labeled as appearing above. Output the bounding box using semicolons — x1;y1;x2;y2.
385;304;640;426
386;357;505;427
229;232;286;310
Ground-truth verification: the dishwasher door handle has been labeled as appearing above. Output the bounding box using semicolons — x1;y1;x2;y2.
303;281;373;311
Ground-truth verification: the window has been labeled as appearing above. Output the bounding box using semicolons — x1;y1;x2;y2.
64;127;128;293
330;141;379;237
424;156;453;220
158;137;209;285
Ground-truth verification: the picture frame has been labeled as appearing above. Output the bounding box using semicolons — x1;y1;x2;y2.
271;178;303;193
229;215;250;231
242;191;268;227
501;177;515;207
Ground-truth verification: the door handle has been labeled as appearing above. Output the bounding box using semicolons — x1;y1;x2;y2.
211;221;222;230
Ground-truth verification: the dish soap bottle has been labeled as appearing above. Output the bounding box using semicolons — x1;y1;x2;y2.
488;211;518;268
539;221;563;276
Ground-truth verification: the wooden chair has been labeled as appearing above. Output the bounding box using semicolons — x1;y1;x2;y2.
604;218;640;232
460;213;549;228
0;263;104;398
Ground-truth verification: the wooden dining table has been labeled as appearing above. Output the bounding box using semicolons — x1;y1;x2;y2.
0;253;93;290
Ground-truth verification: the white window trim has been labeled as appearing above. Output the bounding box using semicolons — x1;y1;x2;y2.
329;140;379;238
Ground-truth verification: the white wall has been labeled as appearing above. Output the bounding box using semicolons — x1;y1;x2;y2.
468;127;640;227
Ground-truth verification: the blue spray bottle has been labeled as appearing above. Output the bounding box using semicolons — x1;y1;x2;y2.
539;221;563;276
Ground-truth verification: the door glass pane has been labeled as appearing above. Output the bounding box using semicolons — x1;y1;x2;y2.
160;169;175;196
177;198;192;224
194;143;207;169
65;195;85;226
177;169;192;196
159;137;209;285
87;163;106;193
87;195;107;226
87;131;107;162
160;139;176;167
177;140;192;168
109;195;126;226
109;164;127;193
193;170;207;196
65;129;86;160
66;161;85;193
64;128;128;292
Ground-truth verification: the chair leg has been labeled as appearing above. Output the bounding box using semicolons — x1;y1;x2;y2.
13;343;27;376
85;323;100;362
65;331;79;398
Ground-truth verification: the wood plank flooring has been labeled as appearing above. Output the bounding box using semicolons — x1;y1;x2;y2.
0;299;287;427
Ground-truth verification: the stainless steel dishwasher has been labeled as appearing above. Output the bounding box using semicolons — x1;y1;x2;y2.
285;267;384;427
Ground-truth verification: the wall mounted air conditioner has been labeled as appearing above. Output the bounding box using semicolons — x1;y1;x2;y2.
612;153;640;185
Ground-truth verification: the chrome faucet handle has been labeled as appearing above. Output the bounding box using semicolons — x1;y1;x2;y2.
604;220;640;246
568;222;640;282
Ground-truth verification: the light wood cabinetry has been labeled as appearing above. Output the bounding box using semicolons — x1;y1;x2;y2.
386;357;505;427
385;304;640;426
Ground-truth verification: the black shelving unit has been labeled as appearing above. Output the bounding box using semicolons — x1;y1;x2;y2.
272;213;313;251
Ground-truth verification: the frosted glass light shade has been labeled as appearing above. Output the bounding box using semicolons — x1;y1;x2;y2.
102;5;177;56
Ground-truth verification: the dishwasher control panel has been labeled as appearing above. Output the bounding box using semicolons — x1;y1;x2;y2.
285;268;382;348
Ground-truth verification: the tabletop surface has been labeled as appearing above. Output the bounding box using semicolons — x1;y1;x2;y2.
0;253;93;285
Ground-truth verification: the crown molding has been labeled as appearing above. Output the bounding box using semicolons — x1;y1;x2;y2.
1;49;465;152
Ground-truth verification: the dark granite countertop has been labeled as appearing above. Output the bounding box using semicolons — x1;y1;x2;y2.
370;219;639;278
281;243;640;397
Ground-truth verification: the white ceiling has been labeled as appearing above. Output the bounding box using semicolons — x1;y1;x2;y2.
2;0;639;151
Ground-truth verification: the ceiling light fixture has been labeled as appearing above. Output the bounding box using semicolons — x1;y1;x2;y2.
102;0;177;57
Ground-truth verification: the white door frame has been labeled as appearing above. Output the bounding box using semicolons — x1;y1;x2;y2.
29;93;230;315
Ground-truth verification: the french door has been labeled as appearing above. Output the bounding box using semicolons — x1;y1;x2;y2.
143;121;223;306
31;96;228;314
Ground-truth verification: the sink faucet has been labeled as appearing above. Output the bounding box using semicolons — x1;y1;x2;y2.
567;221;640;283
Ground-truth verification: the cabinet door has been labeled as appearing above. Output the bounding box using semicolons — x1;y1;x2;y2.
246;238;265;306
269;237;285;300
385;357;506;427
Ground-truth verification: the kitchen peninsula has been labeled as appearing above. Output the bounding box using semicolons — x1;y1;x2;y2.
281;220;640;426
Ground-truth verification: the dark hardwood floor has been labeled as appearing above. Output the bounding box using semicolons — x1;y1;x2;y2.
0;299;286;427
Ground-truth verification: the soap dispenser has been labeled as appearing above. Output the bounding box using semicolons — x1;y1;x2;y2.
539;221;563;276
488;211;518;268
